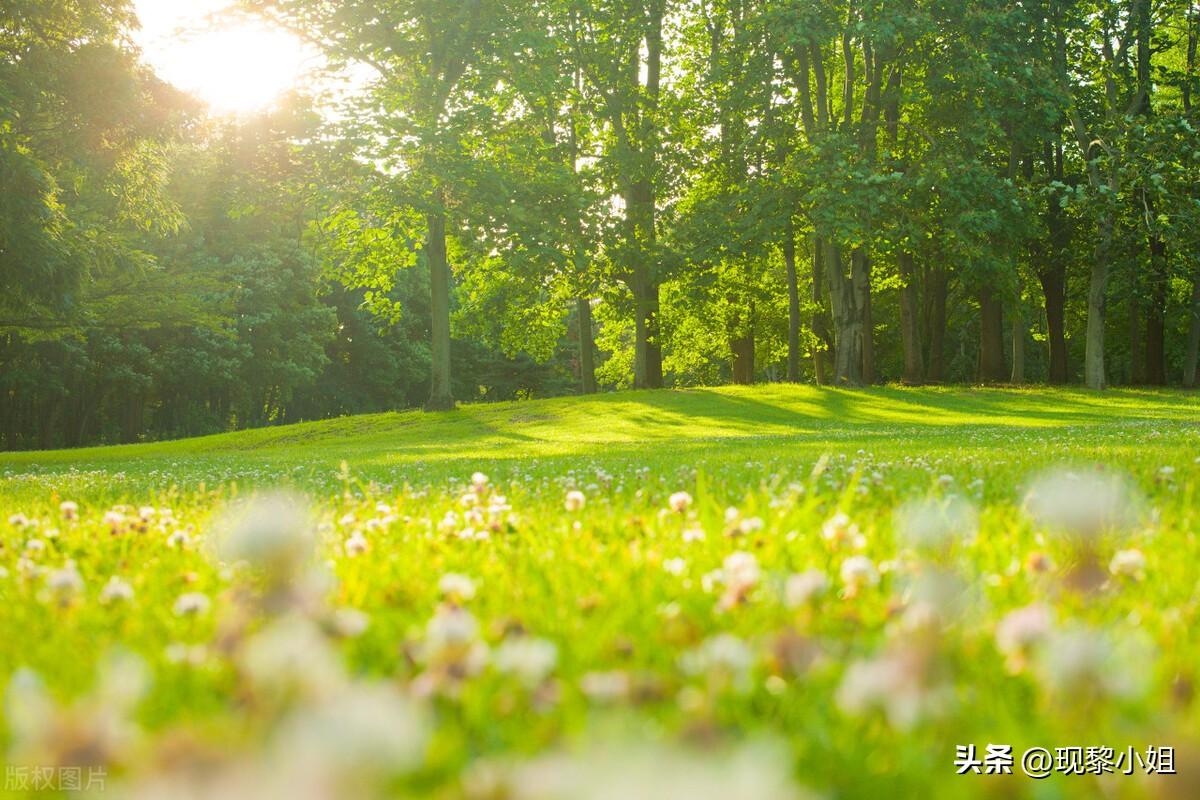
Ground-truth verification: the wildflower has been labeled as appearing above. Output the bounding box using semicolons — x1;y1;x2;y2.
682;524;706;543
330;608;370;638
994;604;1052;672
1024;468;1139;541
668;491;692;513
272;683;430;776
166;529;190;549
471;471;489;490
718;551;760;609
836;646;949;730
681;633;754;692
1037;627;1147;701
99;576;135;605
173;592;211;617
103;509;126;533
1109;548;1146;580
894;496;977;552
840;556;879;596
344;530;369;556
493;636;558;687
7;512;31;529
59;501;79;521
662;557;687;576
564;490;586;512
822;511;865;549
580;671;633;703
784;569;830;608
438;573;477;603
218;493;315;579
45;562;84;603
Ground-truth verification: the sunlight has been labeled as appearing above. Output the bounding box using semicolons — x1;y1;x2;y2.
134;0;314;114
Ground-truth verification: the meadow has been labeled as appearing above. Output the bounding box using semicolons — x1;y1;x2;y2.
2;385;1199;799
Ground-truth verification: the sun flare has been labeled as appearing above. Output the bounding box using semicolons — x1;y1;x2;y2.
134;0;313;114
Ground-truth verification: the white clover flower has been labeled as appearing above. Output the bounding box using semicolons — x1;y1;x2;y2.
822;511;865;549
493;636;558;687
7;512;31;529
564;490;586;512
344;530;369;556
46;562;84;600
272;683;430;776
102;509;125;532
1109;548;1146;579
682;525;706;543
994;604;1052;671
497;739;810;800
1037;627;1148;700
840;556;879;593
668;491;693;513
681;633;754;691
1023;468;1140;541
166;529;190;549
330;608;370;638
240;615;345;697
662;557;687;576
99;576;135;605
438;573;477;602
836;647;948;731
784;569;830;608
894;496;978;551
722;551;760;593
173;592;211;617
425;606;480;651
471;471;489;489
217;493;315;576
59;501;79;521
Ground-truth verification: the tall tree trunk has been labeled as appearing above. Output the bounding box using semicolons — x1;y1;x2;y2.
1011;311;1026;384
1039;266;1069;384
978;287;1006;382
1185;274;1200;387
898;252;923;384
812;237;832;384
731;331;755;385
577;297;597;394
825;241;863;385
1084;221;1112;390
783;226;801;382
854;250;874;383
1143;205;1169;385
425;208;455;411
924;266;948;383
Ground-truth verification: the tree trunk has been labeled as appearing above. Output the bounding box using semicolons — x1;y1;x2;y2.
577;297;597;394
1084;220;1112;390
854;249;874;383
978;287;1006;382
924;266;948;383
812;237;832;384
783;227;801;382
1185;273;1200;387
425;208;456;411
1039;266;1069;384
1144;219;1168;385
898;252;924;384
731;332;755;385
1011;310;1026;384
824;241;863;385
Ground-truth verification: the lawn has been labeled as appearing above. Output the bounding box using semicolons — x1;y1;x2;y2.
2;386;1199;798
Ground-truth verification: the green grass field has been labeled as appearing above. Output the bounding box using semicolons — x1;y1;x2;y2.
2;386;1199;798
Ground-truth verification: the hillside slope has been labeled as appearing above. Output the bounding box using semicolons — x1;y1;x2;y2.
3;385;1197;477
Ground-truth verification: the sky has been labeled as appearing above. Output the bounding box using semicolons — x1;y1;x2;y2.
132;0;317;114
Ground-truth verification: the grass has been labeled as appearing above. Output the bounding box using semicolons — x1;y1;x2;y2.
1;385;1199;798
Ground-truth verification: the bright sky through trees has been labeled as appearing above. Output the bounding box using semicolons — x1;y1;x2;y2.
133;0;314;113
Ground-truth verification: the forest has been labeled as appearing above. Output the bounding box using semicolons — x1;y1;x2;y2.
2;0;1199;449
